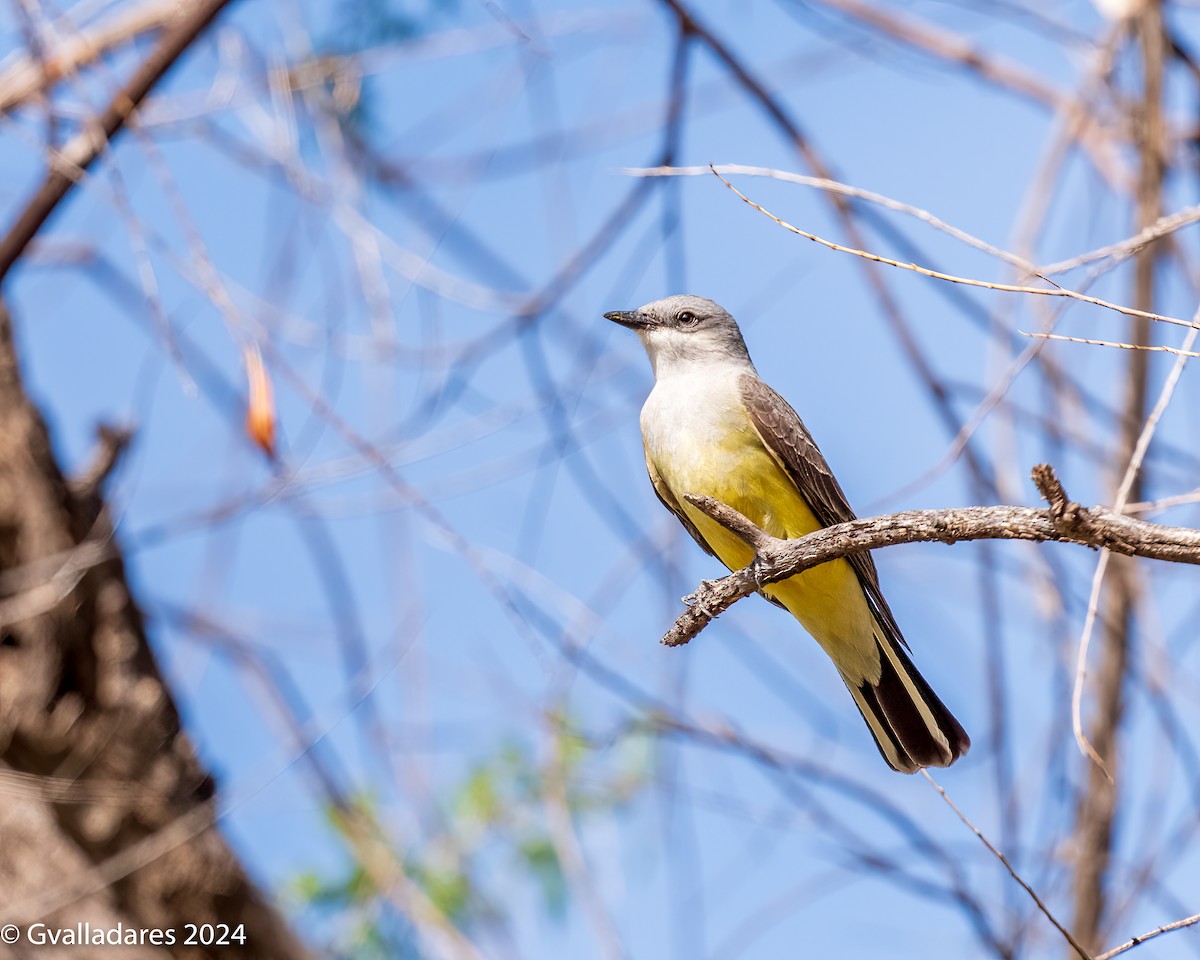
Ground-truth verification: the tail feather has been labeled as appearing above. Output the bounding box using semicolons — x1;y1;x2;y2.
843;633;970;774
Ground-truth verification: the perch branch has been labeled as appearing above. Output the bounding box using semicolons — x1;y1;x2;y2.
663;464;1200;647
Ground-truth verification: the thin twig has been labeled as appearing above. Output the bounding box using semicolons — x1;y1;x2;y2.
1040;204;1200;276
659;0;1000;502
1072;311;1200;768
1125;488;1200;516
0;0;236;284
1025;331;1200;358
710;167;1197;331
1095;912;1200;959
796;0;1127;186
0;0;188;114
922;771;1092;960
623;163;1044;278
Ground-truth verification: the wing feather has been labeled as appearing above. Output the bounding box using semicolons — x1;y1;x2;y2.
737;373;908;647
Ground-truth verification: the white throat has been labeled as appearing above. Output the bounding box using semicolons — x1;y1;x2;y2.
637;327;756;382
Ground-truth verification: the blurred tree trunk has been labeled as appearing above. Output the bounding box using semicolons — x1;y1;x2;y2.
1070;2;1166;953
0;302;312;959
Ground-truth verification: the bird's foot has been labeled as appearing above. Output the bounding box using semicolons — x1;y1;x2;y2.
750;556;769;589
682;579;722;617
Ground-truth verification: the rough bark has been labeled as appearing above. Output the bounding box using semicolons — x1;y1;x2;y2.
0;303;313;959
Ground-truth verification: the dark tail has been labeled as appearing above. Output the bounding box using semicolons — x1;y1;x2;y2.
843;633;970;774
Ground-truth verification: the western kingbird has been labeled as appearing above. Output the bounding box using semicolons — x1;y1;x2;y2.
605;294;969;772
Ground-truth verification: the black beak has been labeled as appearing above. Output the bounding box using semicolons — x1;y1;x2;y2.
604;309;651;329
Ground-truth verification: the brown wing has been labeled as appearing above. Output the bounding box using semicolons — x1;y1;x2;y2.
738;373;908;647
645;452;717;558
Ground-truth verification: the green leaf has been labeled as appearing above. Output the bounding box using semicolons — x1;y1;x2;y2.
518;836;566;918
455;766;501;826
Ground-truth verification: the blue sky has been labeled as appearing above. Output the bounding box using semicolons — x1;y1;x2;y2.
4;0;1200;956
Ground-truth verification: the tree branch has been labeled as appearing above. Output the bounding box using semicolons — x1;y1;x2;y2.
0;0;235;285
0;292;314;955
662;464;1200;647
1096;911;1200;960
0;0;190;115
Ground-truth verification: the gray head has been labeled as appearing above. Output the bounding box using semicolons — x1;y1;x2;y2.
604;294;754;378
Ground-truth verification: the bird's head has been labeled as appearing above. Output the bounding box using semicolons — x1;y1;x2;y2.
604;294;753;377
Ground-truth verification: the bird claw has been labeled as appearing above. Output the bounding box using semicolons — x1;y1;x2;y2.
682;579;722;617
750;556;768;589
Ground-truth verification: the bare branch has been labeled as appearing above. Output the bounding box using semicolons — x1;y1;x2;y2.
1025;331;1200;359
1071;303;1198;770
710;168;1198;332
67;423;134;502
663;464;1200;647
922;771;1092;960
0;0;235;284
659;0;1001;505
1040;204;1200;276
0;0;189;114
806;0;1068;110
1096;912;1200;959
623;163;1043;278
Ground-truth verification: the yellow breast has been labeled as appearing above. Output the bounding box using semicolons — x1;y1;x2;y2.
641;371;880;682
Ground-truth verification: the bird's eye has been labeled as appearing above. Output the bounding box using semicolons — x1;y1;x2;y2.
678;311;698;326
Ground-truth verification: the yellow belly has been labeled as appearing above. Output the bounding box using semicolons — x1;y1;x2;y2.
655;431;880;683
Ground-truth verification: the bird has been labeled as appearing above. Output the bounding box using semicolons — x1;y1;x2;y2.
605;294;969;773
